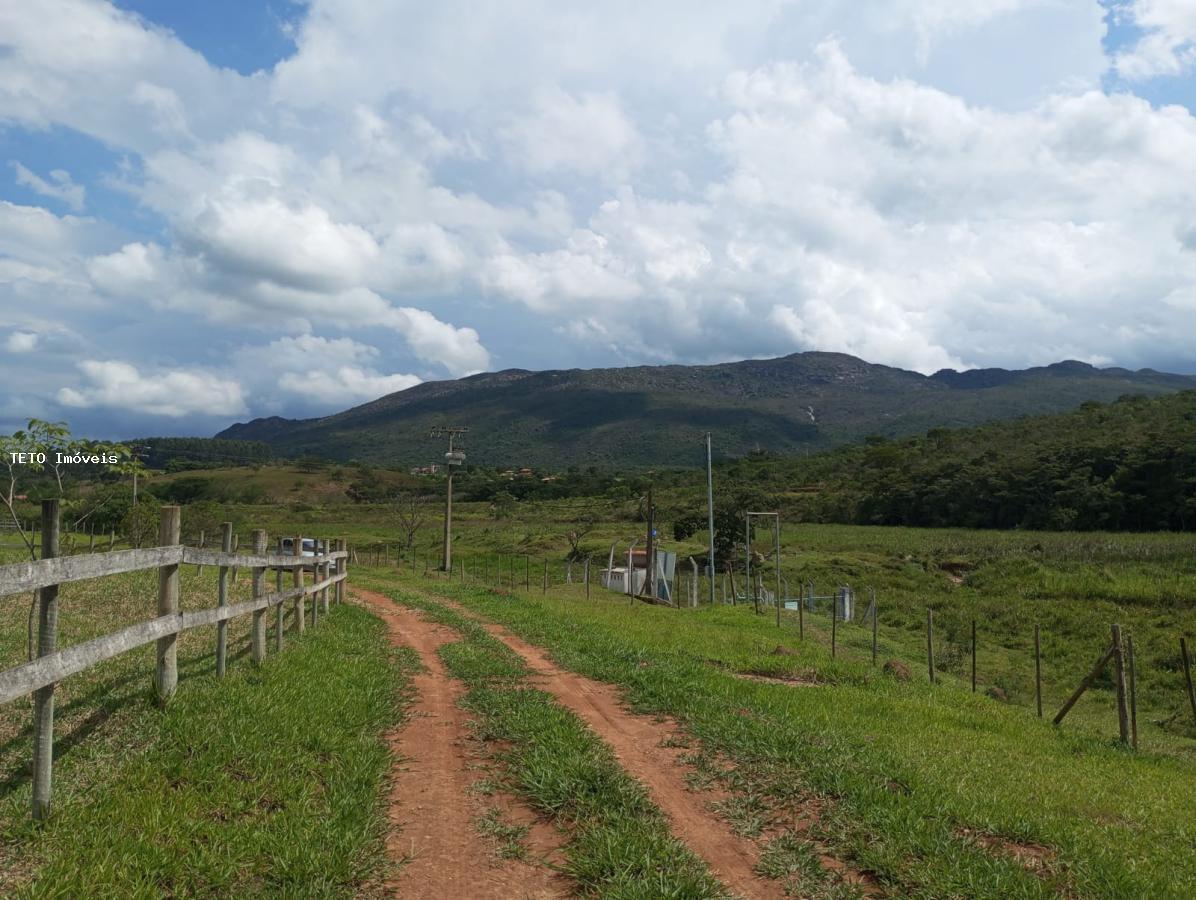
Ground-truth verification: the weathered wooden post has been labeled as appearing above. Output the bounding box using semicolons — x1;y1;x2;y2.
1054;642;1116;726
251;530;267;664
798;579;804;640
336;538;346;606
1111;624;1130;746
216;522;232;677
926;609;935;684
1127;635;1138;750
1034;624;1043;718
1182;637;1196;727
31;499;60;821
275;563;284;652
87;530;94;554
155;506;181;706
320;545;330;615
108;528;115;552
197;530;205;575
231;533;240;584
310;541;322;626
293;533;305;634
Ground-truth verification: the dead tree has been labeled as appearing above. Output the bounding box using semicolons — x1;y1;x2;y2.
566;517;595;562
392;493;427;550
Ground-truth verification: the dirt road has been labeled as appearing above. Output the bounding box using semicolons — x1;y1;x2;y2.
357;589;566;899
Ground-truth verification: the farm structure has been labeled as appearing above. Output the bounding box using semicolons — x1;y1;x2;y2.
600;544;677;601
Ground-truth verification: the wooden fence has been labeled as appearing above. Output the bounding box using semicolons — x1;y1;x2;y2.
0;501;349;822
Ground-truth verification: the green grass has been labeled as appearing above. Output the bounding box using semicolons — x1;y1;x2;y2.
385;571;1196;899
367;579;726;899
0;596;407;897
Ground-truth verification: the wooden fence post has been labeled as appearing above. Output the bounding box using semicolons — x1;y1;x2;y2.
31;499;60;821
1054;642;1116;725
154;506;181;705
1181;637;1196;727
108;529;115;552
1127;635;1138;750
293;534;305;634
197;530;205;575
320;544;330;615
1111;624;1130;746
797;578;804;640
336;538;346;606
216;522;232;677
231;533;240;584
87;531;94;554
1034;624;1042;718
251;530;267;664
275;564;284;652
926;609;935;684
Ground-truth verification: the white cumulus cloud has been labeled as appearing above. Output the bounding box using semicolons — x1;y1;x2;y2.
57;360;247;418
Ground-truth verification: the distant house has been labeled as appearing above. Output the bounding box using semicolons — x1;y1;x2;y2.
409;464;441;476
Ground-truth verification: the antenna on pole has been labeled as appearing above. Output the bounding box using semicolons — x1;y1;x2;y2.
429;426;469;572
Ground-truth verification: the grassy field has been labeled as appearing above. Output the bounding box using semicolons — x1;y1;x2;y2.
0;536;406;897
4;478;1195;896
370;568;1196;898
219;496;1196;758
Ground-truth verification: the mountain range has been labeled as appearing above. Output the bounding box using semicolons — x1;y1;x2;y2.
216;352;1196;468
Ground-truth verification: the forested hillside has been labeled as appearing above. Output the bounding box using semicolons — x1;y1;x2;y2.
217;352;1196;468
761;392;1196;531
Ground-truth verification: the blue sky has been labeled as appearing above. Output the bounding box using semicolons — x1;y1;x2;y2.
2;0;1195;439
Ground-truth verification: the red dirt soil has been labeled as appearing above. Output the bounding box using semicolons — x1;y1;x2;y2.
354;588;567;899
436;598;789;900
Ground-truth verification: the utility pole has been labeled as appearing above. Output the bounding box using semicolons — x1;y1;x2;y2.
429;426;468;572
706;433;715;605
644;485;655;601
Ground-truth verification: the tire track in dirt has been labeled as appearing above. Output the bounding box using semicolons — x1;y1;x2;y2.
354;589;568;900
432;596;790;900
